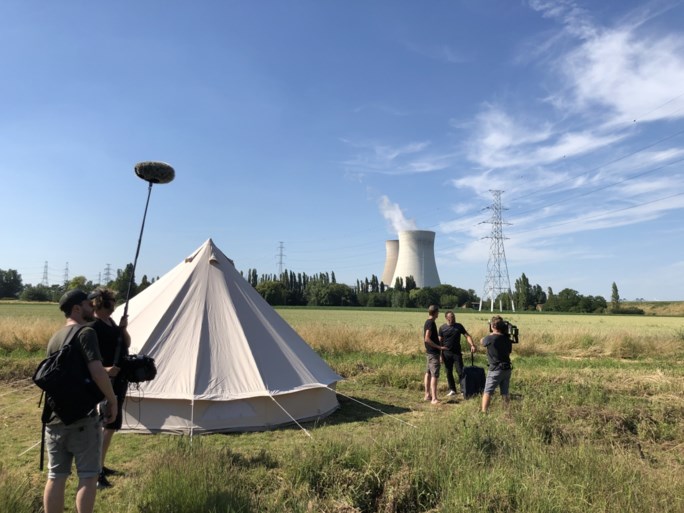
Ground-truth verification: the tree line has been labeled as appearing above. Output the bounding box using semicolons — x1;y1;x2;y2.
1;265;642;314
245;269;481;309
0;265;155;303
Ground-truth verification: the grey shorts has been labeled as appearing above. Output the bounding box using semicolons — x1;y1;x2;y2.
425;353;441;378
46;415;102;479
484;368;512;395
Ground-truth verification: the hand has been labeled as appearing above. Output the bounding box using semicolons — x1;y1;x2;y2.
104;398;117;424
119;315;128;329
470;345;476;354
107;365;121;378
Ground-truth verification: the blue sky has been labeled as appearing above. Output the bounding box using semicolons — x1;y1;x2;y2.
2;0;684;301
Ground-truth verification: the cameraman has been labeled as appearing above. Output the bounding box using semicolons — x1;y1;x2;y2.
88;288;131;489
481;315;513;413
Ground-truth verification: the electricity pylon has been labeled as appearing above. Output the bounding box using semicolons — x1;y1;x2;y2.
479;190;515;312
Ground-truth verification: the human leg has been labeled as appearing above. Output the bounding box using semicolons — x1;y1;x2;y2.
430;375;439;404
426;354;441;403
44;476;67;513
101;428;115;467
481;392;491;413
99;427;116;486
482;369;503;413
45;422;71;513
499;370;512;411
424;371;431;400
101;386;124;472
76;476;98;513
443;352;456;393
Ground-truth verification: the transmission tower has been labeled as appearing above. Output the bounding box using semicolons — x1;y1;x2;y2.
103;264;112;284
42;261;49;287
479;190;515;312
276;242;286;275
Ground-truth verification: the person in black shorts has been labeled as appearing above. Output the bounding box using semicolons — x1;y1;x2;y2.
423;305;446;404
438;310;476;397
88;288;130;489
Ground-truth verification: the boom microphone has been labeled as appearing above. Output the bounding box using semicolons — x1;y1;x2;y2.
134;161;175;184
123;161;175;318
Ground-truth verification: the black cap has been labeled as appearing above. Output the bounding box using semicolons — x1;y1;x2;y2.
59;289;89;313
87;289;102;300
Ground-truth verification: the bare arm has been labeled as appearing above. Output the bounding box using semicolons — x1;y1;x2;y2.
465;334;476;353
424;330;445;351
119;315;132;349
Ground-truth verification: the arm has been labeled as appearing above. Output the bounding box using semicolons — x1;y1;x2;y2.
424;329;445;351
119;315;132;349
88;360;118;424
465;334;476;353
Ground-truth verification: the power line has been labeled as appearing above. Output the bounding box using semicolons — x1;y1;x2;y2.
510;190;684;236
510;154;684;220
513;127;684;206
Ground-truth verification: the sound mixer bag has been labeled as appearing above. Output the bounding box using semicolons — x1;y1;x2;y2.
33;326;104;425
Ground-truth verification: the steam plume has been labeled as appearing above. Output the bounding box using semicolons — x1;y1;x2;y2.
378;195;417;233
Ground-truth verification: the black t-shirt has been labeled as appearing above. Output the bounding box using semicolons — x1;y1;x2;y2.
438;322;469;354
424;318;440;355
89;318;125;366
482;333;512;371
89;317;129;396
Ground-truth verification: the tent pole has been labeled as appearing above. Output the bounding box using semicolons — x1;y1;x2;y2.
190;398;195;441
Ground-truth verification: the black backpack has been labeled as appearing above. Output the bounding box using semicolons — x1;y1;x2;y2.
33;325;104;425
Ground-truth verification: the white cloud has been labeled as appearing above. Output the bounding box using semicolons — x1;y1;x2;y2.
464;104;625;169
563;29;684;125
341;138;455;175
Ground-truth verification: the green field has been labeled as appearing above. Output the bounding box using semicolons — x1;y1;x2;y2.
1;304;683;512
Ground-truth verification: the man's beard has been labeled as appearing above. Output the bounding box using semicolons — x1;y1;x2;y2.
82;311;95;322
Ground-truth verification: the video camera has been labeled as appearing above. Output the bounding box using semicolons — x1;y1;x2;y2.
488;318;519;344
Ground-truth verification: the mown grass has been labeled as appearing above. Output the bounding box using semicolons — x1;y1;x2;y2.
1;305;683;512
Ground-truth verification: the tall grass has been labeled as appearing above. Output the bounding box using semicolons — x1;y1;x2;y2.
0;465;40;513
135;438;254;513
295;321;684;360
0;302;62;353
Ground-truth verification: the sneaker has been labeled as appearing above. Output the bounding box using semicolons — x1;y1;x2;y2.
97;472;113;489
102;466;120;476
447;390;456;397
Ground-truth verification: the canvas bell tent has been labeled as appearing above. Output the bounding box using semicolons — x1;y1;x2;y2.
115;239;341;434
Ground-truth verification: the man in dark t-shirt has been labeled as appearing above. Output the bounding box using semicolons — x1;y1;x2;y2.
481;315;513;413
423;305;446;404
43;289;117;513
438;311;476;396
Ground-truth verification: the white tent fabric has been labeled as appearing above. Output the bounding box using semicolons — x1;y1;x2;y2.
115;239;341;434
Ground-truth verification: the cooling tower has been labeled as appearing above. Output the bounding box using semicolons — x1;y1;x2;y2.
390;230;441;288
381;240;399;286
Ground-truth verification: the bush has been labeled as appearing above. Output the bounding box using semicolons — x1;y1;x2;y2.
610;307;645;315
